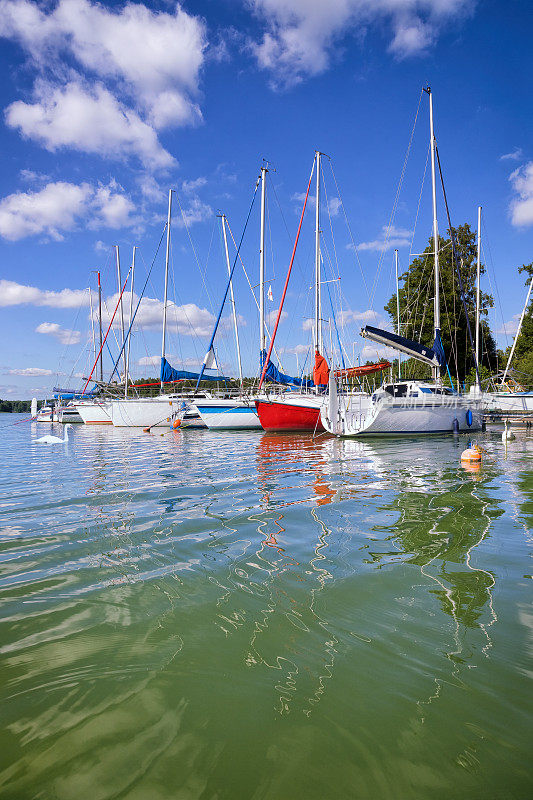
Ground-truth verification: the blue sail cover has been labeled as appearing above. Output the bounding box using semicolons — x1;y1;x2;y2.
160;357;231;383
360;325;442;368
431;330;446;367
54;389;98;399
260;350;314;388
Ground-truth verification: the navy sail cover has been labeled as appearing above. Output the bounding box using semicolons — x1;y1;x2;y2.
260;350;314;388
161;358;232;383
360;326;444;368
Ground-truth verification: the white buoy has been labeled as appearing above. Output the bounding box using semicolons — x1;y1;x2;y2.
34;424;72;444
31;397;37;418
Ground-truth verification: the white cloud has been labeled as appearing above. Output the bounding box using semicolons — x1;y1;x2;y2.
102;294;216;338
5;367;53;376
267;309;288;326
137;355;161;367
182;176;207;193
509;162;533;227
361;344;395;362
36;322;81;345
496;314;520;337
248;0;473;87
357;224;412;252
500;147;523;162
0;0;207;165
0;180;136;241
338;308;380;325
280;343;310;355
0;279;89;308
176;197;213;228
6;81;174;169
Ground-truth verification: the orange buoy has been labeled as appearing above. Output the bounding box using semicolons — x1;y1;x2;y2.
172;418;182;429
461;444;482;463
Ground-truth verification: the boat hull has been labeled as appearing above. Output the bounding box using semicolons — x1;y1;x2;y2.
483;392;533;413
255;397;324;432
324;396;483;437
75;401;112;425
110;397;177;427
195;398;261;430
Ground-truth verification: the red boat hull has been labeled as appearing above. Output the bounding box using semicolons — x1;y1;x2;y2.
255;400;324;432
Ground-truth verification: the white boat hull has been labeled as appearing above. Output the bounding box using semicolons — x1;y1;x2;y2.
110;397;177;427
482;392;533;413
75;401;112;425
323;393;483;437
194;398;262;430
109;397;206;428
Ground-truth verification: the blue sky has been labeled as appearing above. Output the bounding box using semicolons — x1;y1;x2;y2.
0;0;532;398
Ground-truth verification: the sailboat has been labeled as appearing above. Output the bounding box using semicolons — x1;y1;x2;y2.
482;269;533;413
193;176;267;431
321;87;483;437
254;152;339;432
106;191;227;428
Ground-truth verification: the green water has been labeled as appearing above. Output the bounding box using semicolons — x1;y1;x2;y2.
0;415;531;799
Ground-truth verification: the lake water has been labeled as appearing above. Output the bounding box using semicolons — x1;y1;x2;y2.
0;413;531;799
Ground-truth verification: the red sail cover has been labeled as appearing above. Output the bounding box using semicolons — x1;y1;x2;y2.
334;360;391;378
313;351;330;385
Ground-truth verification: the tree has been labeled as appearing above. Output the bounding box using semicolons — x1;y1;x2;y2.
384;223;497;385
510;262;533;387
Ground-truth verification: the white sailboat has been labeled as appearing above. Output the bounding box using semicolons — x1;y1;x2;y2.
482;270;533;413
321;87;483;437
194;196;263;430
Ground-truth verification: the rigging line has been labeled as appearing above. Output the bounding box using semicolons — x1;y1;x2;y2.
480;208;508;347
173;190;215;313
225;217;285;371
195;172;262;391
269;177;308;282
326;158;370;301
321;175;341;282
435;144;480;386
258;158;315;391
108;225;167;383
370;89;424;309
55;290;87;383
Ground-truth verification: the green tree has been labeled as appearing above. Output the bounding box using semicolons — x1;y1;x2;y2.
511;262;533;387
384;223;497;384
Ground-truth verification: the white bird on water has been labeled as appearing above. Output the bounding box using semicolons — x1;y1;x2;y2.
34;424;72;444
502;419;516;442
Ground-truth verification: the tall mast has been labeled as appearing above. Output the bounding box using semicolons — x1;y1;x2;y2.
502;272;533;383
161;189;172;391
115;245;126;381
425;87;440;381
221;215;243;387
125;246;136;398
395;249;401;379
314;151;322;353
259;165;267;354
475;205;482;388
97;271;103;383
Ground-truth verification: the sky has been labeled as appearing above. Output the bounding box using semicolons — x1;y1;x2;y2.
0;0;532;398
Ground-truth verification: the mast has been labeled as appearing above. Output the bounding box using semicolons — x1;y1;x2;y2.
502;272;533;383
259;165;267;353
314;151;322;354
222;215;243;387
425;87;440;381
475;205;482;389
115;245;126;381
395;249;401;379
125;246;136;398
161;189;172;391
97;271;103;383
